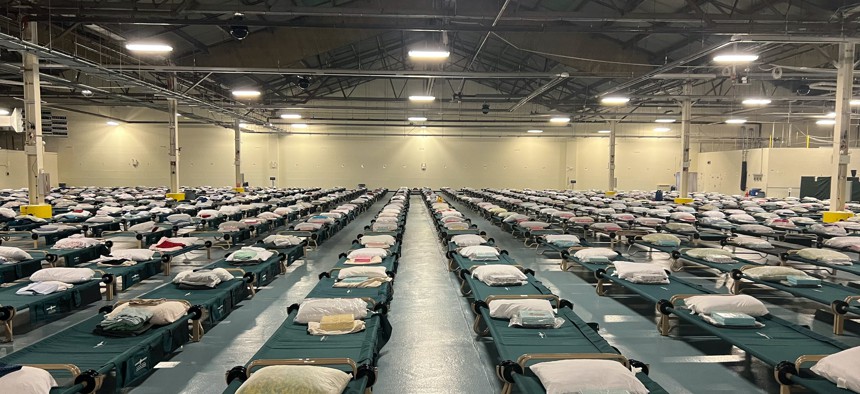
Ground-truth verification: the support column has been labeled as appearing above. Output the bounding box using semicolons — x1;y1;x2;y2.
676;80;694;205
233;120;244;193
165;76;184;201
824;42;855;223
606;120;617;196
21;21;50;218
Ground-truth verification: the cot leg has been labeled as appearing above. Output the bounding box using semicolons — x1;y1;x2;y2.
106;282;115;301
596;279;606;296
658;314;670;336
3;320;12;343
833;314;844;336
560;261;568;271
501;383;513;394
459;280;472;296
779;385;792;394
192;320;203;342
472;315;489;336
207;248;211;259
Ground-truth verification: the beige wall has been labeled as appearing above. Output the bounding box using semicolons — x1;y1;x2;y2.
277;134;569;189
0;149;59;189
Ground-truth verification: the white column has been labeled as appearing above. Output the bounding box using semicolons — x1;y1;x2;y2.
23;21;46;205
829;43;854;212
234;119;242;188
167;92;180;193
679;80;692;198
608;120;617;191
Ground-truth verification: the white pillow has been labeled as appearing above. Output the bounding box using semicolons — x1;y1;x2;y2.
530;359;649;394
128;221;158;232
30;267;94;284
685;248;733;260
685;294;768;317
612;261;669;284
359;235;396;246
294;298;368;324
109;249;155;262
742;266;808;281
458;245;500;260
211;267;235;282
0;366;58;394
0;246;32;261
810;346;860;393
544;234;580;244
471;265;527;286
346;248;388;259
337;266;387;280
488;299;554;319
108;300;190;325
641;233;681;247
796;249;853;265
573;248;617;261
824;237;860;249
235;365;351;394
451;234;486;247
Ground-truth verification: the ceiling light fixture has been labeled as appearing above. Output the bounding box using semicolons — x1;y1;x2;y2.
816;119;836;125
725;118;747;124
600;96;630;105
713;53;759;63
549;116;571;123
742;98;771;105
232;90;261;98
238;122;248;128
279;114;302;119
851;99;860;106
0;109;9;116
408;116;428;122
597;130;611;134
125;42;173;53
408;50;450;59
527;129;544;134
655;119;676;123
409;95;435;102
654;127;671;132
106;121;120;126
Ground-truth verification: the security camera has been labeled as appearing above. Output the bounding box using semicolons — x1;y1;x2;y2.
230;25;249;40
481;103;489;115
298;77;310;90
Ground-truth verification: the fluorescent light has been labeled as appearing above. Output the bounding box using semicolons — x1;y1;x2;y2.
409;95;435;102
408;116;427;122
549;116;571;123
851;99;860;106
232;90;261;98
601;96;630;105
125;43;173;53
408;50;450;59
292;123;308;129
825;112;836;118
654;127;671;132
526;129;543;134
816;119;836;125
655;119;676;123
106;121;120;126
713;53;759;63
279;114;302;119
238;123;248;128
742;98;771;105
597;130;611;134
0;109;9;116
725;118;747;124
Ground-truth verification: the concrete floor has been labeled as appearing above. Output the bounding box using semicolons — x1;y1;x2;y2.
4;193;859;393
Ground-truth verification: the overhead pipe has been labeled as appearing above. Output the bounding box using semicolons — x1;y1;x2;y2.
508;73;570;112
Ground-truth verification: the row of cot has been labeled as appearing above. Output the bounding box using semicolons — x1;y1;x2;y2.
0;187;373;341
224;189;410;394
453;187;860;337
426;190;667;394
444;188;860;394
0;190;386;394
